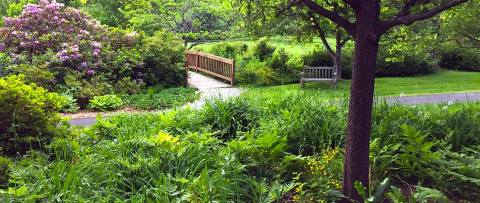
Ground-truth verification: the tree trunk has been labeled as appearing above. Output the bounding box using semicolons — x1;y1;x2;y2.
334;30;343;81
342;3;380;203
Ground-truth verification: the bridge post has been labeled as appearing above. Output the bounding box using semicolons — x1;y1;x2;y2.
195;51;200;72
230;59;235;86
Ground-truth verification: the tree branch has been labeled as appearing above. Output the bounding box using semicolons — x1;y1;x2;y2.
396;0;430;17
381;0;469;32
298;0;355;36
302;13;335;55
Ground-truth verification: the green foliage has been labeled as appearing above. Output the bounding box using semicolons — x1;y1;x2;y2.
376;25;437;77
141;30;186;86
0;156;11;187
202;99;258;141
209;42;248;59
387;186;449;203
395;125;440;179
252;39;276;61
438;45;480;72
126;87;198;110
113;77;146;95
59;94;80;113
88;95;123;111
376;54;436;77
303;47;333;67
2;85;480;201
0;75;67;156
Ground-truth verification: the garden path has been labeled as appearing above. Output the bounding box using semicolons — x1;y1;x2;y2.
69;71;242;126
384;92;480;105
187;71;243;108
69;73;480;126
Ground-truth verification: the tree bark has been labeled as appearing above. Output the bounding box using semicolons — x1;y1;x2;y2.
334;29;343;81
342;3;380;203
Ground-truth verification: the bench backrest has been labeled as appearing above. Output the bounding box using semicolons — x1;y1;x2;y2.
303;66;335;79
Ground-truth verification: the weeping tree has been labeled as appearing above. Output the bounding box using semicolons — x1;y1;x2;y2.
238;0;469;201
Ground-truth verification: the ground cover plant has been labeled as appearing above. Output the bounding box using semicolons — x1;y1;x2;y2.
1;89;480;202
125;87;199;110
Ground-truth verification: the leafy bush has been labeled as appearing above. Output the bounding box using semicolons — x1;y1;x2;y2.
302;47;353;79
303;48;333;67
252;38;275;61
88;95;123;111
113;77;145;95
126;87;198;110
0;156;11;187
141;30;186;86
59;94;80;113
438;46;480;71
0;75;66;156
376;55;436;77
0;2;187;108
0;1;106;73
202;99;258;141
209;42;248;59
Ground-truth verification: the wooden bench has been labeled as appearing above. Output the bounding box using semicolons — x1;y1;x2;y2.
300;66;337;87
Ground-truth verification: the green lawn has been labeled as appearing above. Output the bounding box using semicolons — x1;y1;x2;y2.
243;70;480;98
195;36;335;57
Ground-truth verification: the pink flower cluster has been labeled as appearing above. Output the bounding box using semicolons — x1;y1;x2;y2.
0;0;108;76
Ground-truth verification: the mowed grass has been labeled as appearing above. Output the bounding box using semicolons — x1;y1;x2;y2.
195;36;335;57
243;70;480;98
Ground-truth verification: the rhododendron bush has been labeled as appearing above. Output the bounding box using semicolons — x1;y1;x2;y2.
0;0;106;75
0;0;186;106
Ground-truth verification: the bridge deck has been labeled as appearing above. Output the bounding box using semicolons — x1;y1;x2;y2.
188;71;231;90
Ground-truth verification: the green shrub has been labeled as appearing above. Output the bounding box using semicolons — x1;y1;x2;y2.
252;38;275;61
302;47;353;79
88;95;123;112
0;53;12;77
126;87;198;110
113;77;145;95
59;95;80;113
141;30;186;86
75;78;113;108
0;156;11;187
303;48;333;67
202;99;259;141
209;42;248;59
0;75;66;156
376;55;436;77
438;47;480;71
236;59;266;85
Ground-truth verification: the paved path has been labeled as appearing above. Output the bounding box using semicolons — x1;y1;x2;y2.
187;71;243;108
384;92;480;105
68;71;243;126
68;72;480;126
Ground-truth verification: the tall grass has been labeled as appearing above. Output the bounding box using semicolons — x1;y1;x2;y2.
2;90;480;202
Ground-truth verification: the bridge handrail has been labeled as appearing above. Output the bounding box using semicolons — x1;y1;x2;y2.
186;50;235;86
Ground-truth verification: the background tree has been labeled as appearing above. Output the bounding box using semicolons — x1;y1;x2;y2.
238;1;351;80
122;0;236;48
238;0;469;201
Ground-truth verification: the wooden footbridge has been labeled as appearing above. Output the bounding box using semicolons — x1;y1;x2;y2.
185;51;235;87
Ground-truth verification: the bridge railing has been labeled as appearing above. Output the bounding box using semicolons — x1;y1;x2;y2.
186;51;235;86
